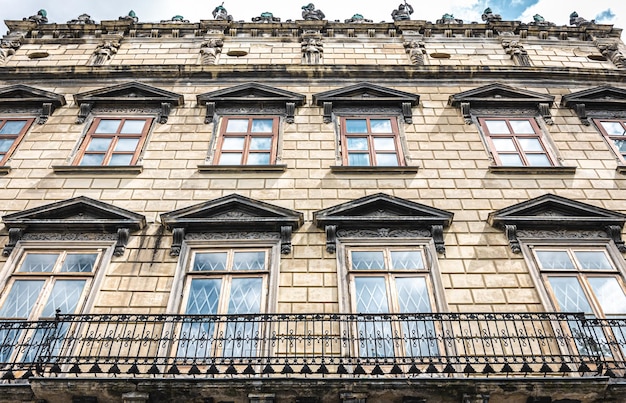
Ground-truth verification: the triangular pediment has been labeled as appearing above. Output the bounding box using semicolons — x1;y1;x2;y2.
561;86;626;109
313;83;419;106
74;82;183;106
197;83;305;106
449;83;554;107
0;85;66;108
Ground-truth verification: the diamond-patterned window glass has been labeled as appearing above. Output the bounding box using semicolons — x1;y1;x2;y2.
232;252;266;271
391;251;425;270
18;253;59;273
193;253;228;272
0;280;45;318
351;251;385;270
535;250;575;270
40;280;87;317
185;279;222;315
547;277;593;313
573;251;613;270
60;254;98;273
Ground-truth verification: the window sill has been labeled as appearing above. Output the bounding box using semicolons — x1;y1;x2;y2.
488;165;576;174
197;164;287;173
52;165;144;175
616;165;626;174
330;165;419;174
0;166;10;176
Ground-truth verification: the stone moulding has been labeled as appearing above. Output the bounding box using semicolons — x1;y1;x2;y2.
0;84;66;124
561;85;626;125
488;193;626;253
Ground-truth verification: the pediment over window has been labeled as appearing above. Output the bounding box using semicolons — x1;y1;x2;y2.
160;194;304;255
73;82;184;124
561;86;626;125
1;196;146;257
448;83;555;124
313;193;453;254
488;193;626;253
312;83;419;124
197;83;306;124
0;84;66;124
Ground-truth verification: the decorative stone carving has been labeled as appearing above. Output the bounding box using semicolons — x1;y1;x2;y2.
114;228;130;256
67;14;96;25
301;37;323;64
0;41;20;64
596;42;626;69
119;10;138;23
391;3;413;22
200;38;223;65
345;14;372;23
325;225;338;253
90;41;121;66
502;40;531;67
437;13;463;25
162;15;189;23
253;12;281;23
170;228;185;256
24;9;48;24
2;228;23;257
301;3;325;21
212;4;233;21
569;11;594;27
280;226;293;254
186;232;280;241
404;40;426;65
481;8;502;23
529;14;555;27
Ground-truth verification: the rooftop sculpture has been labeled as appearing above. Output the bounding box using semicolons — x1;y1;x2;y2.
481;7;502;23
391;2;414;22
67;13;96;25
23;9;48;24
437;13;463;24
529;14;555;27
212;4;233;21
345;14;373;24
252;12;281;23
301;3;325;21
119;10;138;23
570;11;595;27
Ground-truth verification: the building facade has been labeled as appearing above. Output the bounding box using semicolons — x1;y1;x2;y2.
1;4;626;403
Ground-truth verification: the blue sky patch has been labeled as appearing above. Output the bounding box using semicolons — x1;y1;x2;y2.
596;8;616;22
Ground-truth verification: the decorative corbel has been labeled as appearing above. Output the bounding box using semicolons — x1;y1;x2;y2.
2;228;23;257
325;225;337;253
159;102;172;124
606;225;626;253
204;102;216;124
460;102;472;124
430;224;445;254
76;102;93;124
574;103;589;126
114;228;130;256
38;102;53;124
538;103;553;125
402;102;413;124
323;102;333;124
170;227;185;256
280;225;293;254
286;102;296;124
505;224;521;253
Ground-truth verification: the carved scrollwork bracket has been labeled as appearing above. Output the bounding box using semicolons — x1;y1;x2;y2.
325;224;337;253
38;102;53;125
505;224;521;253
286;102;296;124
606;225;626;252
204;102;216;124
460;102;472;124
402;102;413;124
323;102;333;124
114;228;130;256
574;103;590;126
76;102;93;124
2;228;24;257
538;103;553;125
170;227;185;256
431;224;446;254
280;225;293;254
159;102;172;124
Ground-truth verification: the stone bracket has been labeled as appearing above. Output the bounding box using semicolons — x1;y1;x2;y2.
323;102;333;123
606;225;626;252
505;224;521;253
280;225;293;254
204;102;216;124
325;224;337;253
38;102;53;124
286;102;296;124
460;102;472;124
538;102;553;125
2;227;23;257
574;103;590;126
76;102;93;124
431;224;446;254
170;227;185;256
402;102;413;124
114;228;130;256
159;102;171;124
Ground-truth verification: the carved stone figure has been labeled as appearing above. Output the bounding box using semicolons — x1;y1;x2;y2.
344;14;373;23
597;42;626;69
212;4;233;21
301;3;325;21
162;15;190;23
24;9;48;24
569;11;595;27
502;40;531;67
252;12;281;23
437;13;463;24
529;14;555;27
67;13;96;24
91;41;121;66
0;40;20;64
200;38;224;65
119;10;138;23
481;8;502;23
302;37;323;64
403;40;426;65
391;3;414;22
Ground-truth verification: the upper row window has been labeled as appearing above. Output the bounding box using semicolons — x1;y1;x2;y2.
594;119;626;164
215;117;279;166
341;117;403;167
0;118;35;166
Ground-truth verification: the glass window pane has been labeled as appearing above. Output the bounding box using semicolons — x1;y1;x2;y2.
120;120;146;134
354;277;389;313
114;138;140;152
345;119;367;133
186;279;222;314
0;139;15;152
509;120;535;134
491;138;516;151
18;253;59;273
232;251;266;271
0;120;27;135
193;252;227;271
373;137;396;151
485;120;510;134
218;153;243;165
600;121;626;136
548;276;592;313
588;277;626;315
347;137;368;150
396;277;431;312
498;154;524;166
391;251;424;270
61;254;98;273
41;280;86;317
370;119;393;133
536;251;575;270
375;153;399;166
518;138;543;151
250;119;274;133
574;251;613;270
247;153;270;165
109;154;133;166
526;153;552;166
222;137;245;150
249;137;272;150
0;280;45;318
348;153;370;166
227;277;263;314
225;119;249;132
80;154;105;166
613;140;626;153
95;120;122;134
85;138;112;152
351;251;385;270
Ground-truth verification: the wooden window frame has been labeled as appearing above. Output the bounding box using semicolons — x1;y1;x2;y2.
593;118;626;164
0;118;35;166
73;117;152;166
339;117;404;167
478;117;556;167
214;116;280;166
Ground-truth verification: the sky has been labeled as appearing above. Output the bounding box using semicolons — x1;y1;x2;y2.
0;0;623;33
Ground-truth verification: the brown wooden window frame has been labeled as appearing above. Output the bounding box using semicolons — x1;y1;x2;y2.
0;117;35;166
214;116;280;166
339;117;404;167
73;117;153;166
478;117;556;167
593;118;626;164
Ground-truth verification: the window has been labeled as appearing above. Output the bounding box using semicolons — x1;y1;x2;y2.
478;117;554;167
0;118;34;165
346;245;439;358
340;117;403;167
594;119;626;163
214;117;279;165
74;117;152;166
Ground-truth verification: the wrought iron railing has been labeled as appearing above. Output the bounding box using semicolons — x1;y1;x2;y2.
1;312;625;380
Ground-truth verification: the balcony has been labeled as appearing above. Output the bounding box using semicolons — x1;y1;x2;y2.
2;312;625;382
